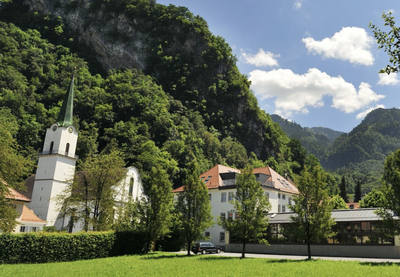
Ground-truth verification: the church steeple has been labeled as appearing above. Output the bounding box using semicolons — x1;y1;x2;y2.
56;68;75;127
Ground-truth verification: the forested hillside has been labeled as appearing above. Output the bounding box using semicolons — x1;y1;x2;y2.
272;109;400;194
0;0;301;188
270;114;343;163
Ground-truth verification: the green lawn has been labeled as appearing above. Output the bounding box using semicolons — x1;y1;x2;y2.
1;252;399;277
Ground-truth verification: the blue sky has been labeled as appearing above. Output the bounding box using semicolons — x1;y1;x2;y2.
156;0;400;132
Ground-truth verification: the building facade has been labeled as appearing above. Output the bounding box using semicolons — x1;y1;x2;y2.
174;164;299;246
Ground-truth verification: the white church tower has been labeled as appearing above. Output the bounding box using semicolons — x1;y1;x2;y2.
30;70;78;229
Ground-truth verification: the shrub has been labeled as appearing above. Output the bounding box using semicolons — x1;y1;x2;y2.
0;230;146;264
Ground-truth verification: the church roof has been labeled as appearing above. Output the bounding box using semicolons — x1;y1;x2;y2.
56;69;75;127
6;187;31;202
20;205;46;223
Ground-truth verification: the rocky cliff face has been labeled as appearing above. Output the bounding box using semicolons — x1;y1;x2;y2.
25;0;148;71
23;0;281;160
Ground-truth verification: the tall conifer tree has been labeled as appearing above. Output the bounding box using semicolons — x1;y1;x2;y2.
339;176;348;203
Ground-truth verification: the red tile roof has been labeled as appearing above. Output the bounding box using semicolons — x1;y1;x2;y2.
2;179;31;202
20;205;46;223
173;164;298;194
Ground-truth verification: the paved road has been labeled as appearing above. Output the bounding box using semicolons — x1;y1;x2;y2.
173;251;400;263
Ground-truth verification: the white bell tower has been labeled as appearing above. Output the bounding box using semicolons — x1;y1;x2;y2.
30;70;78;229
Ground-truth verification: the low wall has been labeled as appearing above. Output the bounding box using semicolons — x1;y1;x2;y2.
225;243;400;259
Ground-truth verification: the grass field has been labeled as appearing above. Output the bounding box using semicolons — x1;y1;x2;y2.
1;252;400;277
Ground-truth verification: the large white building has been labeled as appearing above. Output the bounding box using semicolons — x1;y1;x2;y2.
174;164;299;246
21;70;143;232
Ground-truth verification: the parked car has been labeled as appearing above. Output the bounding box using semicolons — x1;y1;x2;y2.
191;242;222;254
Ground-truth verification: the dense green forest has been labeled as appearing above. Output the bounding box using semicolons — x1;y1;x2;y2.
0;0;307;189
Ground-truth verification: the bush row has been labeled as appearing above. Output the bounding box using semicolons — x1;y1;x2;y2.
0;231;146;264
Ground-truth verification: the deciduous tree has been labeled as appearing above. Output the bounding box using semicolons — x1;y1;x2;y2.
59;147;125;232
289;165;336;259
137;165;174;253
331;195;349;210
175;156;213;256
359;188;387;208
0;108;34;232
219;166;270;258
370;12;400;74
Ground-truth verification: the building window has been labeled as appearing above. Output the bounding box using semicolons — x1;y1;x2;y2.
205;232;210;237
278;193;281;199
289;197;292;205
220;232;225;242
228;192;234;201
278;204;281;213
209;194;212;201
32;227;37;232
265;192;269;200
235;212;240;220
65;143;70;155
350;204;354;209
204;176;212;183
129;177;134;196
282;194;286;200
221;192;226;202
20;226;25;233
282;205;286;212
49;141;54;154
228;211;233;220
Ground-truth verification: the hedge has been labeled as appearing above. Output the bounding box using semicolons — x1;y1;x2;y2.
0;230;146;264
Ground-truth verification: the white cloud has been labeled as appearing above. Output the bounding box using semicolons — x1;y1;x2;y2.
302;27;374;66
249;68;385;117
356;105;385;120
241;49;280;67
378;73;400;85
293;0;304;10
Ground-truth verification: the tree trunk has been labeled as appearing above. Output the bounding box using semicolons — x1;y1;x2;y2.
307;221;311;260
242;238;246;259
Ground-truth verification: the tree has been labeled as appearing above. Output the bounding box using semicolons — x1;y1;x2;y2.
354;179;362;203
0;108;34;232
331;195;349;210
339;176;348;203
370;12;400;74
288;137;307;175
376;149;400;236
359;189;387;208
59;148;126;232
175;156;214;256
219;166;271;258
137;165;174;253
289;166;336;259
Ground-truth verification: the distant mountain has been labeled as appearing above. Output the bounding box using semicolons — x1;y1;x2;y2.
305;127;344;142
270;114;343;162
272;109;400;193
326;108;400;171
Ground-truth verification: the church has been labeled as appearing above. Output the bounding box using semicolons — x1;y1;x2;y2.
19;70;143;232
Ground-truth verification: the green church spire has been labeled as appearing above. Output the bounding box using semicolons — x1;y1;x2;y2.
56;68;75;127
